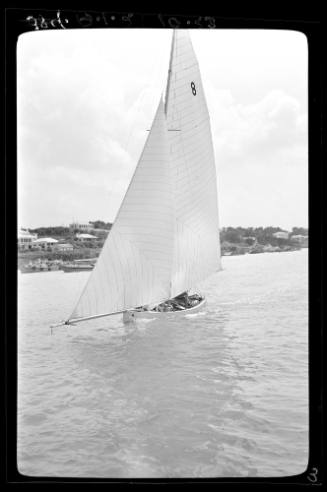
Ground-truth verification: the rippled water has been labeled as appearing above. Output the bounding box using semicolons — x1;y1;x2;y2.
17;250;308;478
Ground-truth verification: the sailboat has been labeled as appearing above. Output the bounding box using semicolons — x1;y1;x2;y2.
56;30;221;326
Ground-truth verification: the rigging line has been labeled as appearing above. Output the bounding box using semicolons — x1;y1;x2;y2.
164;30;176;114
124;89;146;154
125;31;169;154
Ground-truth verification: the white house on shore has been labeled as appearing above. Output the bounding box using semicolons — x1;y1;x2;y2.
32;237;59;250
291;234;308;247
17;229;38;250
54;243;74;252
18;232;75;252
272;231;289;240
75;233;98;242
69;221;92;232
17;229;37;250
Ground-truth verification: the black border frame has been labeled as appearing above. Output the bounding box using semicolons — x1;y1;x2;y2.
4;7;325;486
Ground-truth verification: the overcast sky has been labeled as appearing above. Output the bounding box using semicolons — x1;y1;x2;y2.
17;28;308;230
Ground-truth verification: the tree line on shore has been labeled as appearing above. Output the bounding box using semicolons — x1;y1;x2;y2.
220;226;308;255
28;224;308;244
19;224;307;266
220;226;307;244
29;220;112;238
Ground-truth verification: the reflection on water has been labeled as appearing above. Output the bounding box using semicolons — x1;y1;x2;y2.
18;250;308;477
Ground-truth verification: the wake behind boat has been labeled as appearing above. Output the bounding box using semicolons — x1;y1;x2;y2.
53;30;221;328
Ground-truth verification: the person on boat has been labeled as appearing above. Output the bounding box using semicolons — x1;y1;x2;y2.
171;300;185;310
189;297;200;307
175;291;191;308
158;303;168;312
164;302;173;312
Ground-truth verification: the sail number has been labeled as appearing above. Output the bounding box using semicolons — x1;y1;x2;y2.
191;81;197;96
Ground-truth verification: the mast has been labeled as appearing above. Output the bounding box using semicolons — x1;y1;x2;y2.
164;30;176;115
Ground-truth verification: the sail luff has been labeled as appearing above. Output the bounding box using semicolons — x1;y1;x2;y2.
164;30;176;115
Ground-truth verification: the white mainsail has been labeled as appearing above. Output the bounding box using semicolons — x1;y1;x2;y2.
165;30;222;297
66;30;221;324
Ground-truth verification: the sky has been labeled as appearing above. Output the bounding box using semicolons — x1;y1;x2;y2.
17;28;308;230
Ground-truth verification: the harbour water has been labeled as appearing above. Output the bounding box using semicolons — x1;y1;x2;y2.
17;249;308;478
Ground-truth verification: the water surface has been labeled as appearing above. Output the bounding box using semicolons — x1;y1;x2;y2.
18;250;308;478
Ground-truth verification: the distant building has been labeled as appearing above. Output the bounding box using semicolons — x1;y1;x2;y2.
17;229;38;250
75;233;98;242
69;221;92;232
291;234;308;247
32;237;59;250
54;243;74;252
272;231;289;239
89;228;110;235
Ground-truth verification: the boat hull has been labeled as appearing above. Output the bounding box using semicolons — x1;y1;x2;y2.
61;265;94;272
20;265;60;273
123;298;207;322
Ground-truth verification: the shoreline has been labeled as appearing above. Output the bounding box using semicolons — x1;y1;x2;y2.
221;246;303;257
18;247;307;273
222;248;306;257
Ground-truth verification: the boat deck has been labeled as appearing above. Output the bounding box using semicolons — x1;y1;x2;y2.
123;298;207;322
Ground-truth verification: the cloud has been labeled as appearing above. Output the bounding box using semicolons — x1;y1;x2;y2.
206;89;308;229
207;88;307;165
17;30;307;229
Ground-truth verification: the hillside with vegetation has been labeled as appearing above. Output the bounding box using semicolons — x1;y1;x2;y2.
29;221;112;238
220;226;308;255
18;222;112;268
18;223;308;269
